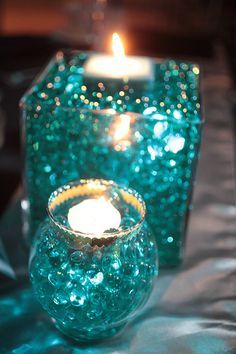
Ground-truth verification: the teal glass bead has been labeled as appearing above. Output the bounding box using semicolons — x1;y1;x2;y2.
21;51;202;267
29;179;158;342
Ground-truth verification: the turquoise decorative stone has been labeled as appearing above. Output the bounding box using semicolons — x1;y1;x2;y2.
29;179;158;341
21;51;202;267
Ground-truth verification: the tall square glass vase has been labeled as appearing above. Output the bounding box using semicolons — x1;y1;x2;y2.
21;51;202;267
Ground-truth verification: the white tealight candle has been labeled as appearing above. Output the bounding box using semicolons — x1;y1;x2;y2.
68;198;121;237
84;33;154;80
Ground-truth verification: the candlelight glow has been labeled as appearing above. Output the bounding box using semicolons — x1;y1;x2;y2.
114;114;131;141
112;33;125;59
67;197;121;235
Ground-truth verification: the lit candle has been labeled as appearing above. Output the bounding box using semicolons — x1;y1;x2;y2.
68;197;121;237
84;33;154;80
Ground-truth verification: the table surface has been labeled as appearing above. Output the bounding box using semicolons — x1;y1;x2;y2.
0;47;236;354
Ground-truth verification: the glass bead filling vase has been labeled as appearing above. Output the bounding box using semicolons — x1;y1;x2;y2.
29;179;158;342
21;50;203;267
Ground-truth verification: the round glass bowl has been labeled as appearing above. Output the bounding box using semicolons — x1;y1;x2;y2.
29;179;158;342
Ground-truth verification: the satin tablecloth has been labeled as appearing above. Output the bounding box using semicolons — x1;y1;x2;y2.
0;48;235;354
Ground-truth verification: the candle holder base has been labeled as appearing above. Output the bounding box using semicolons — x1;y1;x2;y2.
54;319;126;342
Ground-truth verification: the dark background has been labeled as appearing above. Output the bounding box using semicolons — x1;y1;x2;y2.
0;0;235;219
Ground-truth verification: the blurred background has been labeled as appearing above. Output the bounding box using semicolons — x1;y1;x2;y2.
0;0;235;219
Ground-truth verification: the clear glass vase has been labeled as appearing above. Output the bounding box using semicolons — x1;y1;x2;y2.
21;51;202;267
29;179;158;342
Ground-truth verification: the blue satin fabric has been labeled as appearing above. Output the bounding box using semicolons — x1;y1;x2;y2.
0;51;236;353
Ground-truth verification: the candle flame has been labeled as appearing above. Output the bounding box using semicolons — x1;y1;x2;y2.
112;33;125;59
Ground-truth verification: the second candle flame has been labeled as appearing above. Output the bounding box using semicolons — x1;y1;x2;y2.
112;33;125;59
